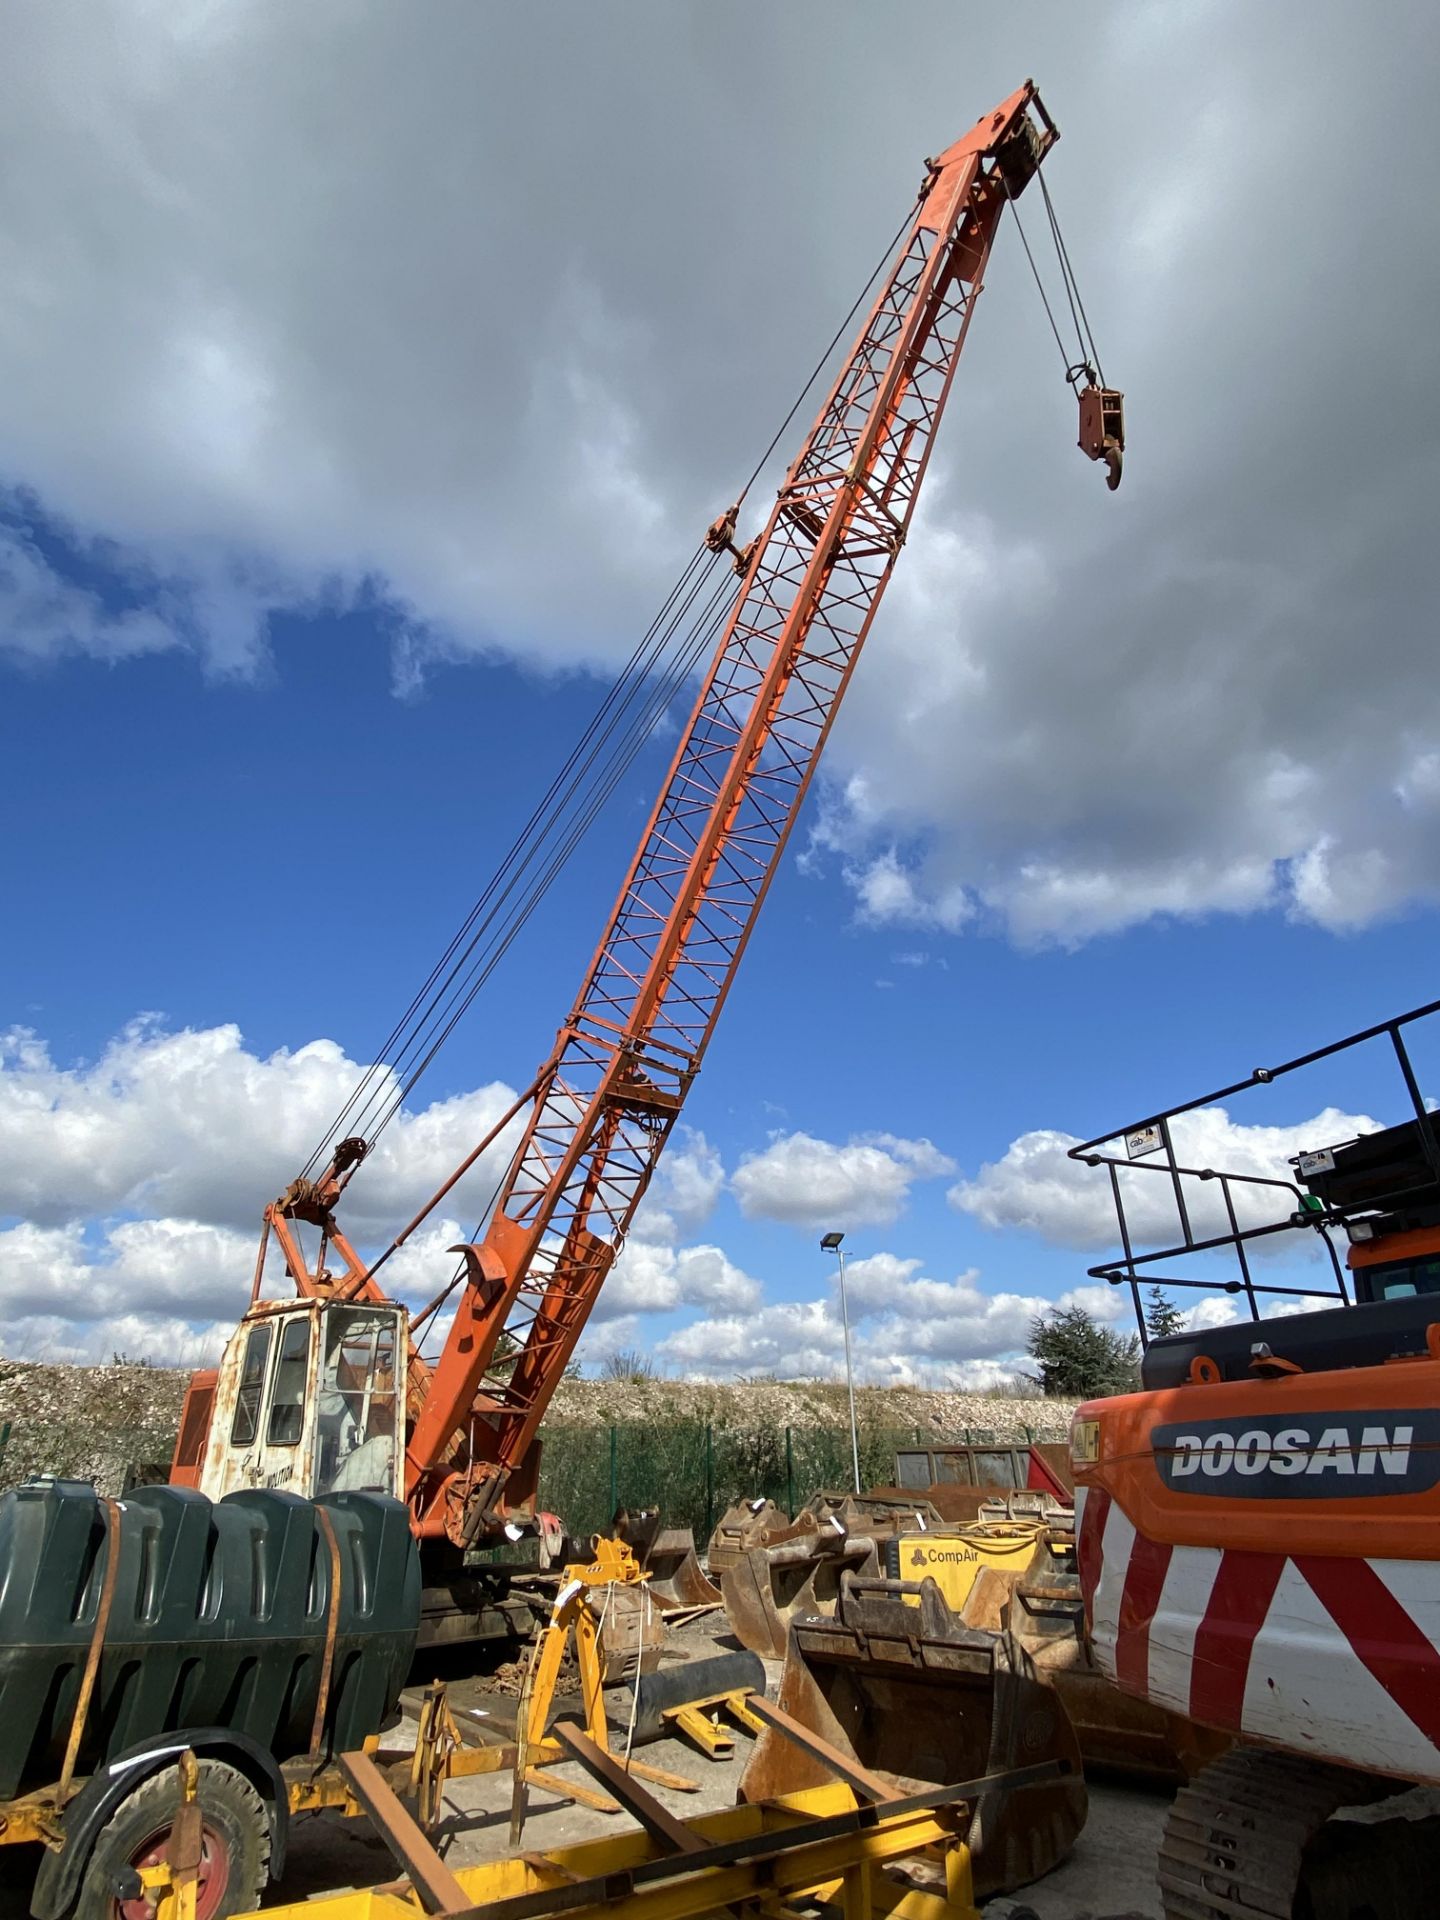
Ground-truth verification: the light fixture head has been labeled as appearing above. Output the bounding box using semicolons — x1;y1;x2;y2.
820;1230;845;1250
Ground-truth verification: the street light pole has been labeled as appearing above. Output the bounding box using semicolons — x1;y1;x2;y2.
820;1230;862;1493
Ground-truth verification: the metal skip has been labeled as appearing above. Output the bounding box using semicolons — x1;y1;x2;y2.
721;1531;880;1660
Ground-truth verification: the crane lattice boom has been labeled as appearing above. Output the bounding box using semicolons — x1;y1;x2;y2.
271;82;1077;1546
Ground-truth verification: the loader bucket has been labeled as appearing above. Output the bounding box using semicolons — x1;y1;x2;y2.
613;1509;723;1611
803;1489;945;1533
738;1572;1085;1898
721;1533;880;1660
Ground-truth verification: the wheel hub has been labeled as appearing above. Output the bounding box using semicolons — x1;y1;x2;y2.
118;1822;230;1920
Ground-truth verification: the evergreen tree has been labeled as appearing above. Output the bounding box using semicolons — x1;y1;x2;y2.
1027;1305;1141;1398
1144;1285;1185;1342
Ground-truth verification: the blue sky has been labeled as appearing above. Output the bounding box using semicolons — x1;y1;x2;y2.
2;3;1438;1379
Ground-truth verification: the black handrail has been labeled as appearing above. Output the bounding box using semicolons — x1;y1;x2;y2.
1067;1001;1440;1342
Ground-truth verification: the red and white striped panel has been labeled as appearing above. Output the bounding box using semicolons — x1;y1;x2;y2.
1074;1483;1440;1783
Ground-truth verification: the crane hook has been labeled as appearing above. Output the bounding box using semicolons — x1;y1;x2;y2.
1076;380;1125;491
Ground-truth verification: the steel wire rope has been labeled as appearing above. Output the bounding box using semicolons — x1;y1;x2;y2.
1037;175;1092;381
358;563;738;1149
305;550;719;1174
301;545;715;1177
1038;173;1105;385
1008;192;1069;369
733;207;914;503
300;202;918;1190
1008;177;1106;391
369;565;741;1311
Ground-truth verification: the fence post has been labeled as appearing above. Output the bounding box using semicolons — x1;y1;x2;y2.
785;1426;795;1518
0;1420;10;1483
608;1426;618;1519
704;1424;715;1542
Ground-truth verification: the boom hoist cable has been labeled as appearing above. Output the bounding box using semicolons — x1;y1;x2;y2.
265;82;1124;1549
294;213;916;1197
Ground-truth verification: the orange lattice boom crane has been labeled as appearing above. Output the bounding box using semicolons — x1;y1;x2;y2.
173;81;1122;1598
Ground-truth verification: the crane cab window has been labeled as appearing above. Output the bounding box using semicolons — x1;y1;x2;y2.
266;1317;312;1447
230;1324;272;1447
315;1308;399;1496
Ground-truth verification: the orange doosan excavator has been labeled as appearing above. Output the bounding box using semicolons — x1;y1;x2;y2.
1070;1000;1440;1920
164;81;1124;1643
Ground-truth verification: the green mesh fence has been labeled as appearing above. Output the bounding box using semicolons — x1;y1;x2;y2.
0;1414;1060;1532
535;1419;1047;1542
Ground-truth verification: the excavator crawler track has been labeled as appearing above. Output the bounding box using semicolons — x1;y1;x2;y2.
1158;1747;1387;1920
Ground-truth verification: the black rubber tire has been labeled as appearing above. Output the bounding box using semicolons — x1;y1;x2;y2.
73;1758;271;1920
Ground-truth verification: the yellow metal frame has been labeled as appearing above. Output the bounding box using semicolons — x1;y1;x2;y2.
256;1781;981;1920
663;1687;769;1759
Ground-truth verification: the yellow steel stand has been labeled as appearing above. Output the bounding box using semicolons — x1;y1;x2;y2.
663;1687;768;1759
131;1750;202;1920
513;1537;694;1834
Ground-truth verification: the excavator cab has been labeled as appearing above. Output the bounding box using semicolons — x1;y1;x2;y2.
171;1298;408;1503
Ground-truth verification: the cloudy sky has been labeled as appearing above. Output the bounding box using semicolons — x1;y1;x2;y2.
2;2;1438;1382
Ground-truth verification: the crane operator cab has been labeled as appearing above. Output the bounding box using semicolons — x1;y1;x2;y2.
171;1298;408;1503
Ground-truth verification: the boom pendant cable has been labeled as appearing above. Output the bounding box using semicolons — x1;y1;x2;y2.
301;207;920;1183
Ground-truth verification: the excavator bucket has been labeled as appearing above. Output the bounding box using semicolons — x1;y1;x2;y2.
720;1490;946;1658
738;1571;1085;1899
613;1509;723;1611
706;1497;785;1575
721;1532;881;1660
884;1515;1226;1785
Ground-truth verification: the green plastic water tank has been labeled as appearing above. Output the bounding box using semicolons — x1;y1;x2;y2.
0;1479;419;1798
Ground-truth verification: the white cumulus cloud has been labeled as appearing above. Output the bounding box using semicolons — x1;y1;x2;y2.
0;1019;520;1240
0;8;1436;949
653;1250;1118;1389
0;1017;526;1363
731;1130;954;1231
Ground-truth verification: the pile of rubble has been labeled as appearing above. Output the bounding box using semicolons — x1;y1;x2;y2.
0;1359;189;1494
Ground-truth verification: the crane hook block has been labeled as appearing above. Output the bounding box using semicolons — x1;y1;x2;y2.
1077;382;1125;490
